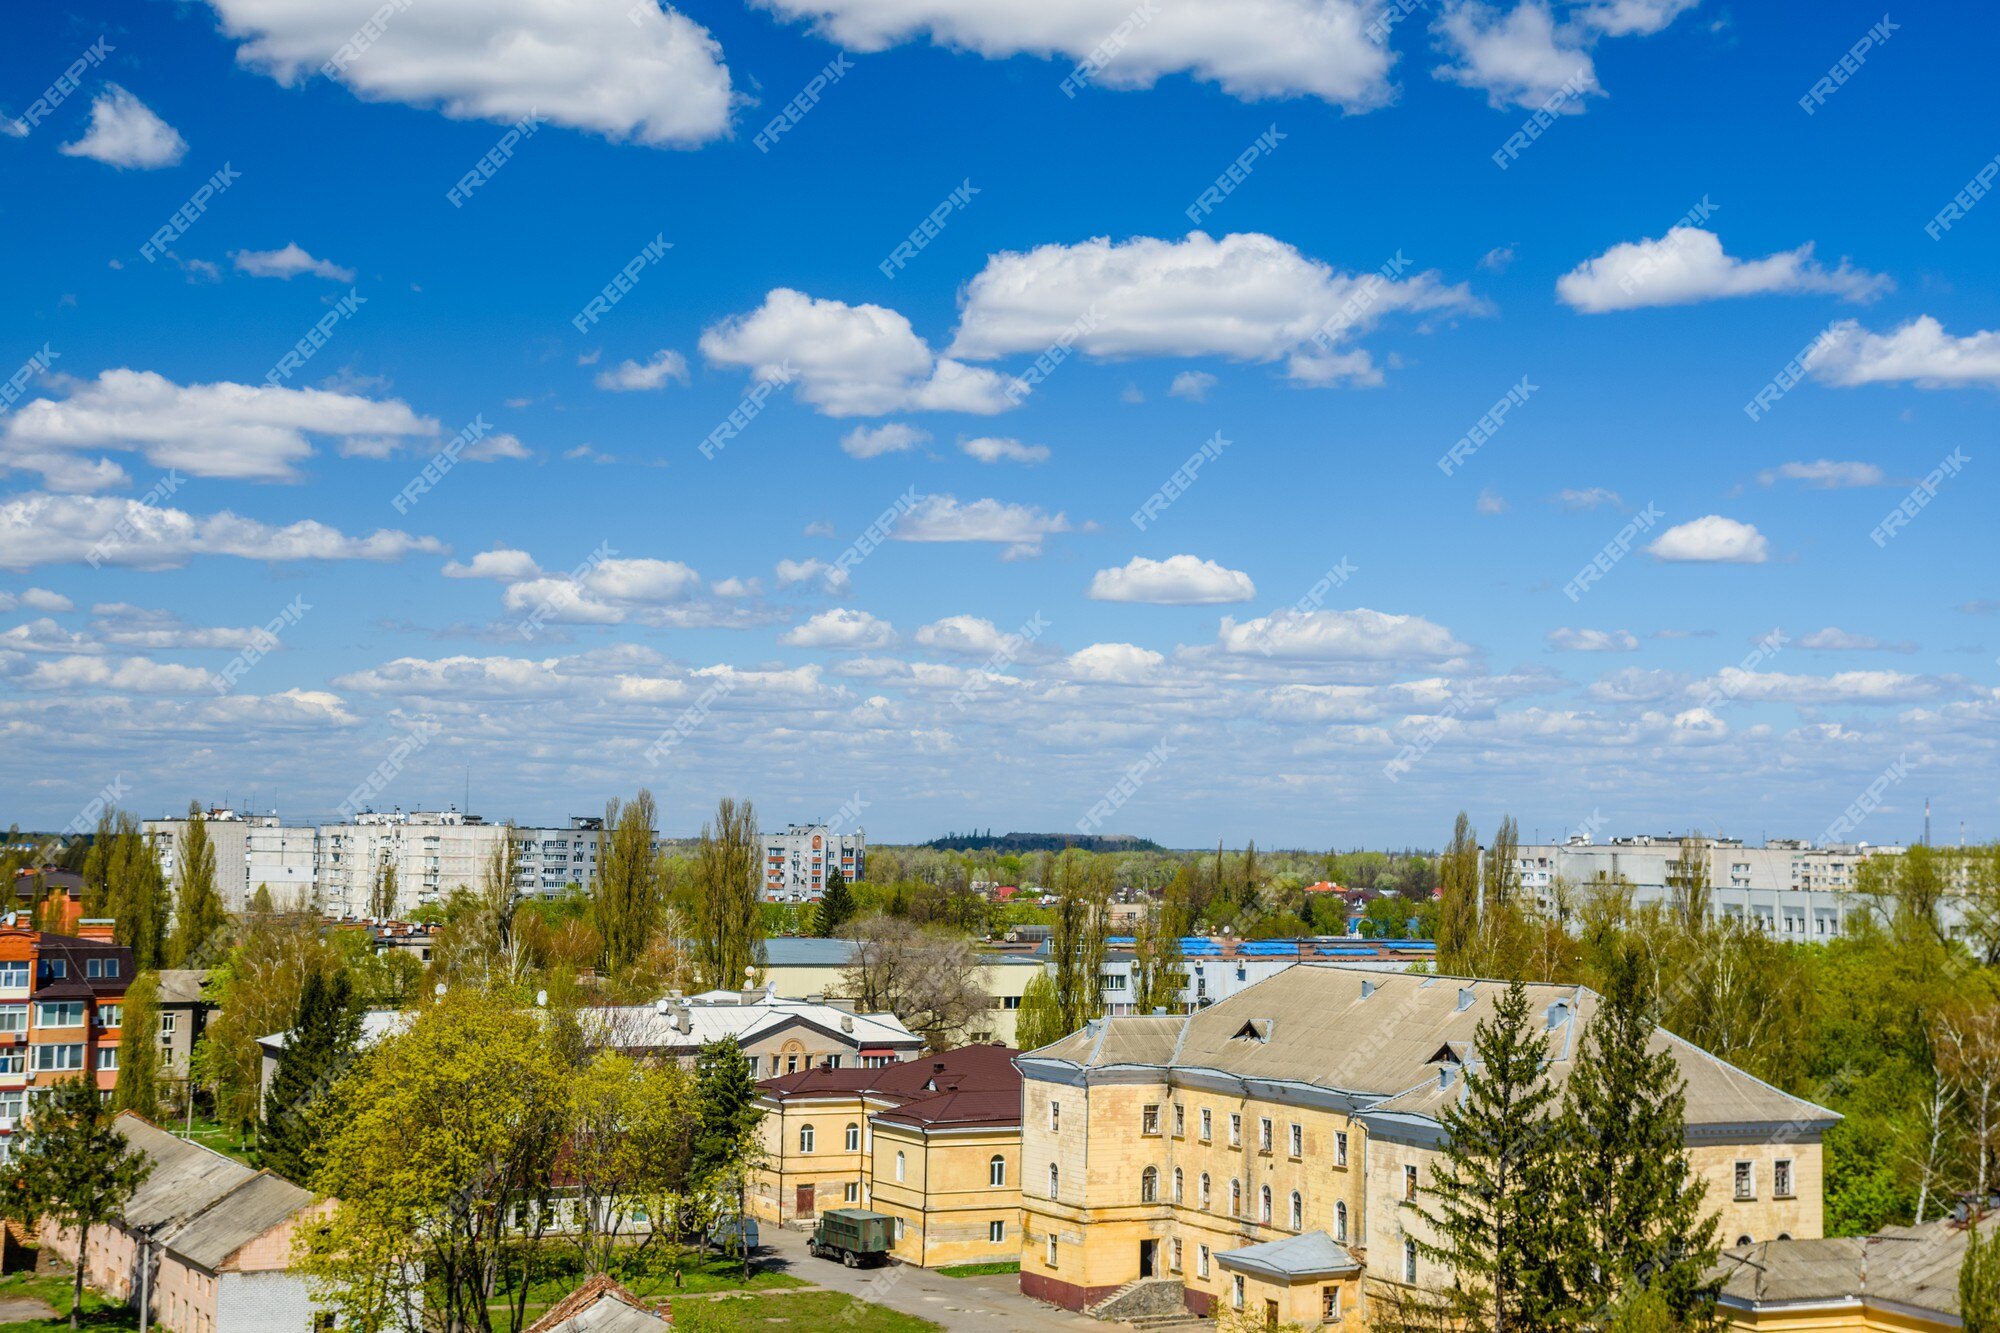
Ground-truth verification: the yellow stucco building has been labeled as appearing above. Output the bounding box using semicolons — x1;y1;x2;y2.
749;1043;1025;1267
1016;965;1839;1325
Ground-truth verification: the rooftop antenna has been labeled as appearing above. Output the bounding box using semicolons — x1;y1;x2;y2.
1925;798;1931;848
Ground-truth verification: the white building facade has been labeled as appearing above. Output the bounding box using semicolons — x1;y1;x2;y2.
143;811;318;914
762;823;865;902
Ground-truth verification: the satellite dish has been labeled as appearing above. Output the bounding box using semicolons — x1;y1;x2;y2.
536;990;548;1007
434;982;447;998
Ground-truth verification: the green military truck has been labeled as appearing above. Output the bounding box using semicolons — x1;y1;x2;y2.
808;1208;894;1267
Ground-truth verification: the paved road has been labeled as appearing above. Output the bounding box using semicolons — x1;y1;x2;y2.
758;1224;1133;1333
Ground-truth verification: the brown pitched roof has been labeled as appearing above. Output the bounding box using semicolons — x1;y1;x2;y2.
760;1043;1023;1130
872;1088;1021;1130
525;1275;670;1332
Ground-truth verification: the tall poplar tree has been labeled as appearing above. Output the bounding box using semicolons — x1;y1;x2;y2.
1437;812;1482;974
169;802;228;966
594;790;663;973
1047;850;1109;1032
1560;945;1723;1329
1015;973;1065;1049
105;813;167;969
690;797;761;990
111;971;163;1120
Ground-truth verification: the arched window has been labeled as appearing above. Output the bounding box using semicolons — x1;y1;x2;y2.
1289;1191;1303;1230
990;1155;1006;1187
1172;1167;1184;1204
1259;1184;1272;1223
845;1122;860;1152
1230;1179;1242;1217
895;1150;906;1182
1736;1235;1753;1247
1141;1167;1159;1203
1335;1200;1348;1242
1199;1173;1212;1210
1050;1164;1061;1199
798;1124;815;1153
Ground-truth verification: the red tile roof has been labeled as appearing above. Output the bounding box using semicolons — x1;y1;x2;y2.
758;1042;1022;1128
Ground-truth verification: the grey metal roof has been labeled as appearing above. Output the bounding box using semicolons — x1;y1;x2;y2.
113;1114;316;1273
153;969;210;1006
761;937;860;967
1716;1216;1991;1316
1217;1230;1362;1280
166;1171;317;1272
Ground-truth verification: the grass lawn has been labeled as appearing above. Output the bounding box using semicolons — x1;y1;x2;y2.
0;1270;137;1332
934;1260;1019;1277
178;1117;257;1167
488;1251;806;1322
667;1290;940;1332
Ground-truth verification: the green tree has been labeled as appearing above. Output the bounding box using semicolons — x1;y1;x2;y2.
261;967;362;1184
691;1037;763;1264
5;1077;154;1329
368;859;399;919
301;988;570;1333
99;812;167;969
201;909;342;1133
1046;850;1109;1033
1561;945;1723;1329
595;791;663;973
813;866;856;937
169;802;228;966
1406;980;1570;1333
110;971;162;1120
1132;903;1185;1014
1966;1214;2000;1333
690;797;762;990
1438;813;1481;974
1016;973;1066;1049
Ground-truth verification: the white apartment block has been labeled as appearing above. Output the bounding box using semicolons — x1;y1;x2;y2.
761;823;865;902
1511;834;1969;941
148;807;602;918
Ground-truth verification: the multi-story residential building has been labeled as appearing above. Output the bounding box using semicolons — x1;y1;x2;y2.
1510;834;1968;941
756;937;1042;1045
316;810;603;917
0;920;133;1157
762;823;865;902
153;969;212;1084
1016;965;1837;1323
144;809;319;913
749;1043;1023;1268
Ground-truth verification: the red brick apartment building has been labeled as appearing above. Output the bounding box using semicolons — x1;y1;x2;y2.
0;919;133;1155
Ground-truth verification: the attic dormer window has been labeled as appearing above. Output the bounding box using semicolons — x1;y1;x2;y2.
1426;1042;1462;1066
1232;1019;1272;1043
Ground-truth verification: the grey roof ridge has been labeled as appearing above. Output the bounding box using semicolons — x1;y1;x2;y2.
1653;1025;1844;1125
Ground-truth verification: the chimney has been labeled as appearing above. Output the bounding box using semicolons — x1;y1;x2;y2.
1361;979;1378;1000
841;1015;854;1033
1546;998;1571;1031
1456;987;1475;1013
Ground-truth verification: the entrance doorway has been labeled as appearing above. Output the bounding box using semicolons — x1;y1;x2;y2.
796;1184;815;1218
1139;1239;1157;1278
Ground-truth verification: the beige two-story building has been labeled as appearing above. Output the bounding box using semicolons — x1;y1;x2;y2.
1016;965;1837;1326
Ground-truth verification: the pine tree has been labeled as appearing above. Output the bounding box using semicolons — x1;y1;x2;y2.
1408;980;1570;1332
169;802;228;967
813;866;856;937
260;967;362;1184
1560;944;1723;1329
110;972;163;1120
5;1076;153;1329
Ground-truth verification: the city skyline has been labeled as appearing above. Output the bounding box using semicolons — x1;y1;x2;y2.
1;1;1994;847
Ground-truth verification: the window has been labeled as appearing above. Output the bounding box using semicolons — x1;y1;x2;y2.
1259;1184;1272;1223
1334;1130;1349;1167
0;1093;21;1125
1258;1118;1273;1153
1734;1160;1754;1201
38;960;64;982
32;1044;84;1072
1101;973;1127;992
990;1155;1007;1187
1290;1191;1303;1230
1403;1240;1418;1283
1048;1164;1059;1199
846;1123;861;1152
1047;1236;1059;1269
0;1054;21;1075
1142;1104;1160;1135
96;1048;117;1071
97;1005;121;1029
1230;1178;1242;1217
895;1151;906;1182
0;1007;25;1035
845;1182;860;1203
798;1125;815;1153
1200;1173;1212;1210
1323;1286;1342;1321
989;1220;1006;1244
1198;1245;1211;1279
1142;1167;1159;1203
1403;1164;1418;1202
1334;1200;1348;1242
894;1217;906;1241
35;1002;84;1028
1229;1113;1242;1148
1231;1273;1245;1310
1774;1158;1794;1199
1200;1108;1213;1142
786;1055;799;1073
1171;1238;1183;1273
1050;1100;1061;1132
1736;1235;1753;1247
1172;1167;1184;1203
159;1014;177;1036
1002;995;1022;1010
1289;1123;1303;1158
1173;1103;1185;1137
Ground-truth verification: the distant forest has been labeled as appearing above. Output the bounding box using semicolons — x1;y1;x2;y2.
923;830;1166;854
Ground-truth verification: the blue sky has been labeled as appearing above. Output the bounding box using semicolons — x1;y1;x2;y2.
1;0;1994;847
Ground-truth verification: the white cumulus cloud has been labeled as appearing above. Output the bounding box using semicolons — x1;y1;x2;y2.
780;607;897;650
443;549;541;581
594;349;689;391
1810;316;2000;388
231;243;355;282
0;493;442;570
960;436;1049;465
1757;459;1884;489
1557;229;1889;313
1647;515;1769;564
841;423;929;459
1547;627;1639;652
1088;555;1255;605
206;0;735;147
1432;2;1601;111
891;495;1076;560
57;84;187;168
1217;608;1468;661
